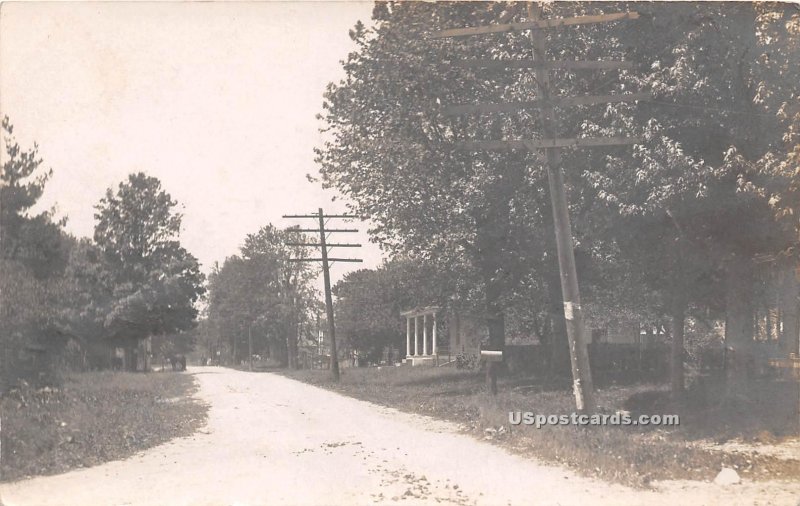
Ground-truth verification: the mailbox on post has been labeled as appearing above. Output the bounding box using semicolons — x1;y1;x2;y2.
481;350;503;362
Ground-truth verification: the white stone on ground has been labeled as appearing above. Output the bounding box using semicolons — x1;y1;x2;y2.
714;467;742;486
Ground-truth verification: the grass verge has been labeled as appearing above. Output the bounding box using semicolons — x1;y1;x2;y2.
277;366;800;487
0;371;207;482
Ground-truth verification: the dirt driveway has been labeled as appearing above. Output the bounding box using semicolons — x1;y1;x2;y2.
2;367;798;506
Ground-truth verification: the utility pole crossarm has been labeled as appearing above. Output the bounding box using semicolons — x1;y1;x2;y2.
452;59;634;71
285;243;362;248
430;11;639;39
287;258;363;263
459;136;641;151
444;93;650;116
282;214;360;219
292;229;359;233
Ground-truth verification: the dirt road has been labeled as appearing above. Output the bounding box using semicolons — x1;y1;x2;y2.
2;367;798;506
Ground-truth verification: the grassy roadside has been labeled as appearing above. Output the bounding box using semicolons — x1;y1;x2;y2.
278;366;800;487
0;371;207;482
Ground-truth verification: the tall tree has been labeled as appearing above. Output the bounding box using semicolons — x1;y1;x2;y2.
0;117;69;387
206;224;317;367
207;257;252;363
93;173;205;369
56;238;116;368
316;2;799;396
316;3;555;392
591;3;800;391
334;268;397;365
0;116;67;278
315;3;648;392
752;6;800;359
240;224;317;369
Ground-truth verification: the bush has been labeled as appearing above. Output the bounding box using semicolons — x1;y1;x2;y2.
455;352;479;369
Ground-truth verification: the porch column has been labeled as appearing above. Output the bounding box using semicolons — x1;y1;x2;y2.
423;314;429;356
432;312;438;356
406;317;412;357
414;316;420;356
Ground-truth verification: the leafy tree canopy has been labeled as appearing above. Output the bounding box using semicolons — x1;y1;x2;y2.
93;173;205;341
1;116;67;278
206;224;318;365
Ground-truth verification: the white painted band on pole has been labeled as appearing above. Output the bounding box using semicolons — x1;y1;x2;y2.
563;301;579;320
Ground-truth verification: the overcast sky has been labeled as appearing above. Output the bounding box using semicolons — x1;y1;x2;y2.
0;1;383;282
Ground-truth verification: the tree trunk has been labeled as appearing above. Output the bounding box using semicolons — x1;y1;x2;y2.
287;322;298;370
232;334;238;366
127;344;137;372
286;298;299;369
780;263;799;358
276;336;289;367
286;334;295;369
670;300;686;399
725;255;755;395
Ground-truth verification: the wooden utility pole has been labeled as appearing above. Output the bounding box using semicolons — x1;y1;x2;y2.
526;2;594;412
432;3;645;411
0;410;4;506
317;209;340;381
284;209;362;382
232;331;238;367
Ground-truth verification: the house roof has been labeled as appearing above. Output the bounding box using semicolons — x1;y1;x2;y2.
400;306;441;317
